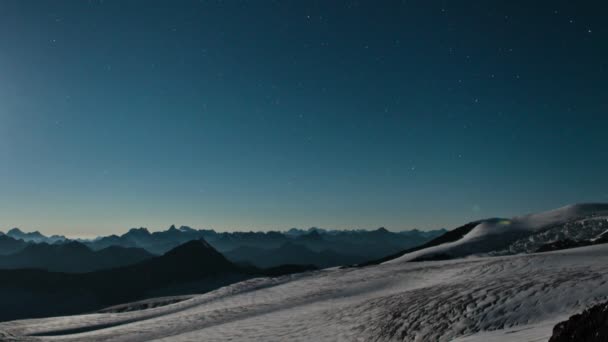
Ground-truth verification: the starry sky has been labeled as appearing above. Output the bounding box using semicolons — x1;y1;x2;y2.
0;1;607;237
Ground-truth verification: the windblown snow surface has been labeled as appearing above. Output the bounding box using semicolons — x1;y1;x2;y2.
3;204;608;342
386;203;608;263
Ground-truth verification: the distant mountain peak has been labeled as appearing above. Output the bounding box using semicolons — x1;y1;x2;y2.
307;227;327;234
168;225;177;231
161;239;228;264
167;239;212;253
6;228;47;242
7;228;24;235
375;227;389;233
126;227;150;235
178;226;195;232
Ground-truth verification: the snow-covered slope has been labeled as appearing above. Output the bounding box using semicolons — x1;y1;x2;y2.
4;204;608;342
2;243;608;341
385;203;608;263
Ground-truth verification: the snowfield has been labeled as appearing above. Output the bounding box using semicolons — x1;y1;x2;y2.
3;204;608;341
1;244;608;341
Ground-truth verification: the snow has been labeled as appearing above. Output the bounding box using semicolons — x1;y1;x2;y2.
386;203;608;263
451;321;559;342
2;243;608;341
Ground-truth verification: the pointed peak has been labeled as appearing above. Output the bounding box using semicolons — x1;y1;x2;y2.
375;227;389;233
168;225;178;231
178;226;195;232
7;228;24;234
163;238;216;258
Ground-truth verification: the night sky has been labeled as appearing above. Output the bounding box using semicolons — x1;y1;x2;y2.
1;1;607;237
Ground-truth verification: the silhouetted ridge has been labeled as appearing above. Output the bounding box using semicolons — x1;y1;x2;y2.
151;239;236;274
0;241;154;273
83;224;444;260
125;227;151;236
0;235;28;255
163;239;215;257
375;227;389;233
0;237;317;321
359;221;479;266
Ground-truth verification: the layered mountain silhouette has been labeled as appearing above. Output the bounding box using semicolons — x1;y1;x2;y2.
0;235;28;255
84;226;446;261
0;226;445;275
4;228;66;244
0;225;445;321
0;238;315;321
0;241;153;272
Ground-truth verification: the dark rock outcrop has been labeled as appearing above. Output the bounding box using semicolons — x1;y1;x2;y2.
549;301;608;342
536;239;590;253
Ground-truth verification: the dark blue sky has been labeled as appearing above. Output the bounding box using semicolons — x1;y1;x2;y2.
0;1;606;236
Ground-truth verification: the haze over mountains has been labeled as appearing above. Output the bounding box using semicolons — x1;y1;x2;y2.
3;203;608;341
0;242;153;273
0;226;446;270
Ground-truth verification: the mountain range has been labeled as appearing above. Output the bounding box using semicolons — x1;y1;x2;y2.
4;203;608;341
0;241;154;273
0;238;314;322
1;228;66;244
0;226;446;270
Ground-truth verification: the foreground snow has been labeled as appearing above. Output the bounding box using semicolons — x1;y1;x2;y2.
2;243;608;341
